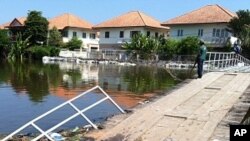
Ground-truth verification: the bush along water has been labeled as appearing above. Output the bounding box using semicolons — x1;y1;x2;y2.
123;34;200;61
27;46;60;60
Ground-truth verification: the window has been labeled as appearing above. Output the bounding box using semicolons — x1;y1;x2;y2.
155;32;159;38
90;33;96;39
82;32;86;38
177;29;183;37
62;31;68;37
225;30;229;37
73;31;77;37
119;31;124;38
198;29;203;37
147;31;150;37
130;31;140;38
221;29;225;37
105;31;109;38
212;28;216;37
216;29;220;37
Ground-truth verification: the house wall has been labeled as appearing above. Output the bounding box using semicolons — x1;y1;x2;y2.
98;27;168;50
62;27;99;51
168;23;232;47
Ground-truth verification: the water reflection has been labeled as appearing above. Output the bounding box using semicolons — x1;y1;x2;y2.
0;61;182;103
0;61;184;133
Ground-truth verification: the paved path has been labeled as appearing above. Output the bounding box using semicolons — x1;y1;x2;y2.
89;72;250;141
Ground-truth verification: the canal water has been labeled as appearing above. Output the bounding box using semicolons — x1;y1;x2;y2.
0;61;187;134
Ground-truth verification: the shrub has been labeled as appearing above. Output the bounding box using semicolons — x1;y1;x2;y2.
49;47;60;56
65;37;82;51
160;38;179;59
178;36;200;55
49;27;63;47
0;29;11;59
28;46;60;60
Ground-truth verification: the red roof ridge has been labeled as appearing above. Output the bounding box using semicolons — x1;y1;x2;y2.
216;4;236;17
137;11;147;26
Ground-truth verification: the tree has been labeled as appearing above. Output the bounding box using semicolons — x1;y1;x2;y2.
8;33;30;62
24;11;49;45
65;37;82;51
228;10;250;37
228;10;250;50
0;29;11;59
49;26;63;47
124;34;161;60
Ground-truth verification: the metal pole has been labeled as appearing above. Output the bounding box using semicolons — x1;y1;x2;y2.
33;97;109;141
69;102;98;129
98;86;125;114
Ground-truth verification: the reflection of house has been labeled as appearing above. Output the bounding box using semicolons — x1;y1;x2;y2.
161;5;237;47
59;63;99;83
93;11;169;50
0;13;99;51
81;65;99;82
49;13;99;51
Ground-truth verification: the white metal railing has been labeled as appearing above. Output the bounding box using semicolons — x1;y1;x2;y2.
205;52;250;72
2;86;125;141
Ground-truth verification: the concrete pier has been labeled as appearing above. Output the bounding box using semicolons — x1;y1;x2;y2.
86;72;250;141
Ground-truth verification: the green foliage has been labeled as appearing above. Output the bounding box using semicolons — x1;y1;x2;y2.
0;29;11;59
228;10;250;49
8;33;30;62
24;11;49;45
228;10;250;37
65;37;83;51
49;27;63;47
124;34;200;60
123;34;161;60
28;46;60;59
160;38;179;59
224;38;233;52
240;25;250;48
177;36;200;55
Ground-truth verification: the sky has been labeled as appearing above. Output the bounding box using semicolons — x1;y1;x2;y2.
0;0;249;25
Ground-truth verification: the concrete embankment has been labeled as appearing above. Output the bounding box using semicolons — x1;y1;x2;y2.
85;72;250;141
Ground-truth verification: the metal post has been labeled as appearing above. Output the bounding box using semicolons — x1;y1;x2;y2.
98;86;125;114
68;102;98;129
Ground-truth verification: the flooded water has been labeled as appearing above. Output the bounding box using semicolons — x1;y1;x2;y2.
0;61;186;134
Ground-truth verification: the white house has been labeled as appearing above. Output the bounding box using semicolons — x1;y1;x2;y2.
93;11;169;50
49;13;99;51
0;13;99;52
161;5;237;47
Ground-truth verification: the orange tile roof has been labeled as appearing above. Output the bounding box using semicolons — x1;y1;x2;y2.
162;5;237;25
0;17;26;29
94;11;169;30
0;22;9;29
49;13;93;30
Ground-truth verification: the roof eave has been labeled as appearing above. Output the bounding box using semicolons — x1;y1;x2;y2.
64;26;92;29
162;21;230;26
93;25;169;30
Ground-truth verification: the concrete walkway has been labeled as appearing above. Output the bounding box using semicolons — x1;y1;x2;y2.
88;72;250;141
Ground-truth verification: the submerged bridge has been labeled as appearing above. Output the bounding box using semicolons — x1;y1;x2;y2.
88;73;250;141
85;52;250;141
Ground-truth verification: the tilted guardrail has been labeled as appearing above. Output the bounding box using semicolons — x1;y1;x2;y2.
2;86;125;141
